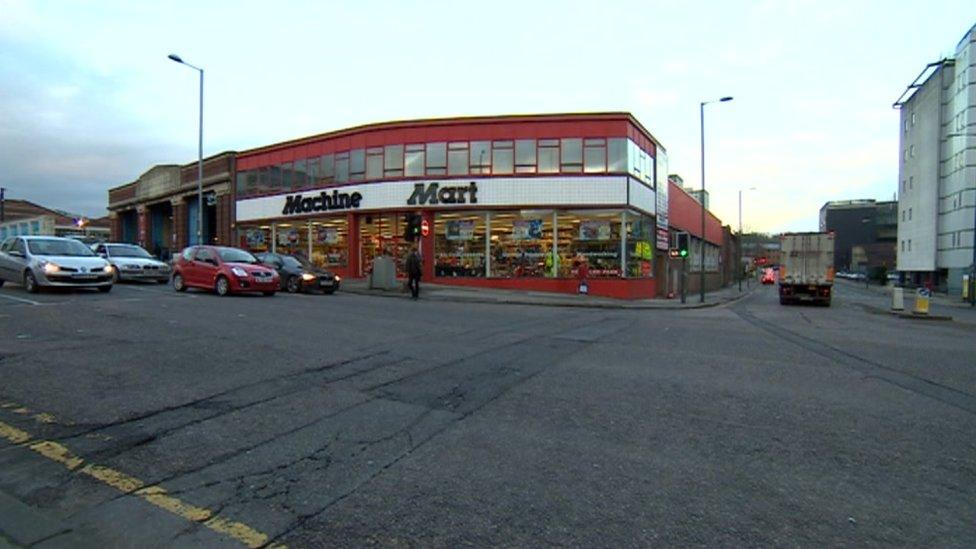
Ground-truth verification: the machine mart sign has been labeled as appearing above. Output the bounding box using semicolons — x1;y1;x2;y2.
236;176;654;222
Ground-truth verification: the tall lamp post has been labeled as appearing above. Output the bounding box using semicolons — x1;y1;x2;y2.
168;53;204;246
738;186;756;291
945;132;976;306
699;96;733;303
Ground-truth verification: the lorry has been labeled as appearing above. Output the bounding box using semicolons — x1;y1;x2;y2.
778;232;835;306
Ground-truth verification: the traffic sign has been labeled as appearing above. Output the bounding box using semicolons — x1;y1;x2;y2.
420;219;430;237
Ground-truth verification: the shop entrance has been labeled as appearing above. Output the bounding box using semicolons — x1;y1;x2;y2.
359;213;411;278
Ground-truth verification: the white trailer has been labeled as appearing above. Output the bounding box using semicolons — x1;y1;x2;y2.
778;232;835;306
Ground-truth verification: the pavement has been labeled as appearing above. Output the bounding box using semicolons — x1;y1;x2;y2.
341;276;758;309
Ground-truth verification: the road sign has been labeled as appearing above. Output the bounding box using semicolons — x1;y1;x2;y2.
420;219;430;237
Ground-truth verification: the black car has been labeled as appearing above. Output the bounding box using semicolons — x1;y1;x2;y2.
256;253;340;294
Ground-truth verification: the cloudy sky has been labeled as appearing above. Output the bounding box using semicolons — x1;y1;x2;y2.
1;0;974;232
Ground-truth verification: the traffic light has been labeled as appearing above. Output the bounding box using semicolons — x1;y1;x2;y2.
404;213;422;241
676;232;690;258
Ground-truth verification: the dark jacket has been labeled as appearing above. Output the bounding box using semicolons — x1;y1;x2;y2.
406;251;422;278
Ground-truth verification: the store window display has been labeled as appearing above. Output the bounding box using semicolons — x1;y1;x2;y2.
310;217;348;268
434;213;485;277
238;224;272;254
489;212;553;278
556;211;622;278
626;215;654;278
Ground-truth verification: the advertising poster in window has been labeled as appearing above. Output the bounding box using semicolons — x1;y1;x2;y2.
315;227;339;244
445;219;476;241
512;219;543;240
246;229;266;248
578;220;611;241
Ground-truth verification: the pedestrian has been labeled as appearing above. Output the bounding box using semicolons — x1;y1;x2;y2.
406;245;422;300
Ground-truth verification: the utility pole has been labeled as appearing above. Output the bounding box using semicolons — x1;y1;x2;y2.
0;187;5;223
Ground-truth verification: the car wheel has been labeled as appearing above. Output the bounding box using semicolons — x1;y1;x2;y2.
112;269;120;284
286;276;300;293
0;279;4;288
24;271;39;294
98;285;112;293
215;275;230;296
173;273;186;292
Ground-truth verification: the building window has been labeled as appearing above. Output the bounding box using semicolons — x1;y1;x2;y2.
488;211;553;277
447;142;469;176
492;141;514;175
349;149;366;181
561;138;583;172
902;179;906;192
909;144;915;158
384;145;403;177
538;139;559;174
433;212;485;277
608;138;628;173
426;142;447;176
334;152;349;183
584;138;607;173
366;147;383;180
470;141;491;174
515;139;537;174
405;144;425;177
902;210;905;222
280;162;293;191
909;176;913;189
309;217;348;268
909;208;912;221
320;154;335;185
900;240;905;252
908;239;912;252
555;211;624;278
911;112;916;126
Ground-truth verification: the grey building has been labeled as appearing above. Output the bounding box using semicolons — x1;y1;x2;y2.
893;22;976;294
819;200;897;273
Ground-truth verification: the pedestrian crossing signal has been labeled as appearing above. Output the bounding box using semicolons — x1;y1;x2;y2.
404;213;422;241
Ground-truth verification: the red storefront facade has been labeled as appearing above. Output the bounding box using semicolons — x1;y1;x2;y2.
233;113;669;299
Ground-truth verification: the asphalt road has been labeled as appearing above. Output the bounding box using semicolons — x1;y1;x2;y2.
0;280;974;547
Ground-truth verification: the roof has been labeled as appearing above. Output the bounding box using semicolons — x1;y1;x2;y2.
0;198;108;228
892;58;953;108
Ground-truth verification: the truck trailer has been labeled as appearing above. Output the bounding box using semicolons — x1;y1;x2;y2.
778;232;835;306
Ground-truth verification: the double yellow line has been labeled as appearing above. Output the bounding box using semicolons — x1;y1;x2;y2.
0;420;282;548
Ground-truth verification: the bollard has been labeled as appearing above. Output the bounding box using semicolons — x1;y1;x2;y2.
891;287;904;311
914;288;930;315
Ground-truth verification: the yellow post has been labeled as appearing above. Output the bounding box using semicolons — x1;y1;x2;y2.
914;288;930;315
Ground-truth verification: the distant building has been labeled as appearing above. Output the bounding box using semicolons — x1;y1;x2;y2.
0;198;110;242
819;199;897;273
893;22;976;294
683;187;709;210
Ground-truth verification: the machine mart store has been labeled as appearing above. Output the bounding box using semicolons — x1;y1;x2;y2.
236;175;658;299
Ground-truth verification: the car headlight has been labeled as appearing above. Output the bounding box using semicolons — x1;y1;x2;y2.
103;264;114;273
334;275;341;282
301;273;316;281
231;267;248;277
42;261;60;274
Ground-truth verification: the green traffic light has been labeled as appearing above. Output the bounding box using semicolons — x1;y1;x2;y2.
680;250;688;257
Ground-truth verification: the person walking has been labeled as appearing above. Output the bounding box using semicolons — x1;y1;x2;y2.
406;245;423;300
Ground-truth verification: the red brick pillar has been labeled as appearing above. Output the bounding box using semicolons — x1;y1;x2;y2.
172;201;186;251
215;194;231;246
137;206;148;249
347;212;360;278
109;213;121;241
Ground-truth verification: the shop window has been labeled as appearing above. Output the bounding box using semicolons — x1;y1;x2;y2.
426;142;447;175
257;167;270;194
366;147;383;180
349;149;365;181
292;159;308;189
515;139;536;174
281;162;293;191
584;139;606;173
608;138;627;173
238;224;272;254
267;165;283;192
434;212;485;277
626;214;655;278
310;217;348;268
307;157;320;186
448;142;469;175
538;139;559;173
556;211;622;278
360;213;411;277
320;154;335;185
492;141;514;175
470;141;491;174
384;145;403;177
488;211;552;277
405;144;425;177
335;152;349;183
561;138;583;172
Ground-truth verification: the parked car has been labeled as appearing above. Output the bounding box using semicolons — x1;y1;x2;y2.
256;252;341;294
94;242;172;283
761;267;776;285
172;246;279;296
0;236;113;293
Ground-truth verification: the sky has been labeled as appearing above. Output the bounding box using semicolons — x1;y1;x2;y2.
1;0;974;233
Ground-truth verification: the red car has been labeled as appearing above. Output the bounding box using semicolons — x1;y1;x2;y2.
761;267;776;285
172;246;279;296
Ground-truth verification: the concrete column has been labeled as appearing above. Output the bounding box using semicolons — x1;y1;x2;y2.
136;206;148;249
347;212;359;278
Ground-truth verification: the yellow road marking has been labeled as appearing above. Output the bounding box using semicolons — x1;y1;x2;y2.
34;413;57;424
11;407;29;415
0;420;281;547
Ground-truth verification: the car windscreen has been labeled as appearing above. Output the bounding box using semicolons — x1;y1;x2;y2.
27;239;95;257
107;245;153;258
218;248;258;264
281;256;305;269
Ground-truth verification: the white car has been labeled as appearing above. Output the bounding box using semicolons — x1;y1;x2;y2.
94;243;171;283
0;236;114;293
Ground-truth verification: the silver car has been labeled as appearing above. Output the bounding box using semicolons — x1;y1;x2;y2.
0;236;114;293
94;242;171;283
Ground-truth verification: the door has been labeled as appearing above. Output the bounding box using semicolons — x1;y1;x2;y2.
192;248;220;288
359;214;409;278
0;238;15;282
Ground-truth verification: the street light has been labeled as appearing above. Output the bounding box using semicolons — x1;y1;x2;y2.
738;186;756;291
700;96;733;303
945;131;976;306
168;53;204;246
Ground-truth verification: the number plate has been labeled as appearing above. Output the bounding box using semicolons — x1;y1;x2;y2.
319;280;333;287
75;275;98;280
